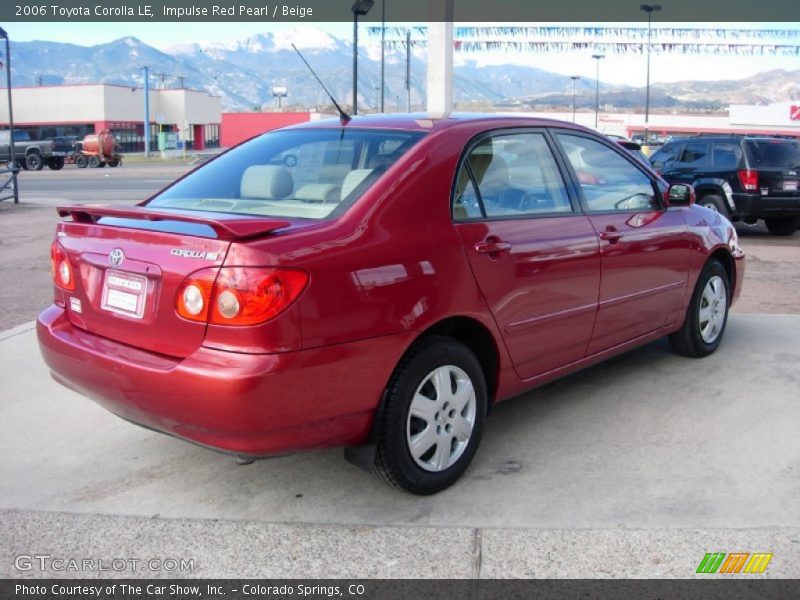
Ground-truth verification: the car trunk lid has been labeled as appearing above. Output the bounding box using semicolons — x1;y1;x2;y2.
55;205;290;358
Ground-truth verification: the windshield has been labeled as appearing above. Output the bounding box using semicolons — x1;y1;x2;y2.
745;140;800;170
148;128;425;220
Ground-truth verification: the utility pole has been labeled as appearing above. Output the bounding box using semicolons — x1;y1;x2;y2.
640;4;661;144
570;75;580;123
405;30;411;112
141;66;151;157
351;0;375;116
380;0;385;113
0;27;19;203
176;75;187;89
592;54;604;129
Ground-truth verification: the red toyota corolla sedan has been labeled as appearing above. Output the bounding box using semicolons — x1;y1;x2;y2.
38;115;744;494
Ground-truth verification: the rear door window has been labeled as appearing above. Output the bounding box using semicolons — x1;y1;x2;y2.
453;132;573;219
712;142;743;169
677;142;710;168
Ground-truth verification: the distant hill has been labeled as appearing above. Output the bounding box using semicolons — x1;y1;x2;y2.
6;29;799;112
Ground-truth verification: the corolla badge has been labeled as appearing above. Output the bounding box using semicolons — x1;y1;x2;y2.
109;248;125;267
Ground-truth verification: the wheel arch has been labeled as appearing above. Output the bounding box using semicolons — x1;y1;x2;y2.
417;316;501;407
708;247;736;302
343;314;503;473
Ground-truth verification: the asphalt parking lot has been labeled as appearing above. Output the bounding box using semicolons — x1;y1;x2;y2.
1;163;799;579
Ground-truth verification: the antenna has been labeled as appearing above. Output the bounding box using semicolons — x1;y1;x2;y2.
290;43;351;125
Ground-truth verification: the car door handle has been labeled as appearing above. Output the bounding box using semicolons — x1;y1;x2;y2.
475;240;512;255
599;230;624;244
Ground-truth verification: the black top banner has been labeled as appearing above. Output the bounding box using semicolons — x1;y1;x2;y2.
2;0;800;23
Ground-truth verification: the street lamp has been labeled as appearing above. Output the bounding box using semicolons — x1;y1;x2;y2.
380;0;386;113
351;0;375;116
570;76;580;123
0;26;19;203
640;4;661;144
592;54;604;129
140;66;151;157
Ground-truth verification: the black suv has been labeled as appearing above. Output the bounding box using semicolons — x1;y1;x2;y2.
650;135;800;235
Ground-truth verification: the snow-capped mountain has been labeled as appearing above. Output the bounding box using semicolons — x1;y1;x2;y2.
6;28;799;112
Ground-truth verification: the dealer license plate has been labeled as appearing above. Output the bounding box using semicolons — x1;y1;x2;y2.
784;181;798;191
101;269;148;319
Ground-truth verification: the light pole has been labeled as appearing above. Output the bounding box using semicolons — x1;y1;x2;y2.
351;0;375;116
141;66;151;157
570;75;580;123
380;0;385;113
0;26;19;203
592;54;604;129
640;4;661;144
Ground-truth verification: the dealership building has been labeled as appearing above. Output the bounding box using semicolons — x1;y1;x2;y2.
0;83;222;151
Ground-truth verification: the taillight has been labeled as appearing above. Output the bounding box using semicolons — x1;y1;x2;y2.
50;241;75;291
176;267;308;326
175;269;216;322
738;169;758;192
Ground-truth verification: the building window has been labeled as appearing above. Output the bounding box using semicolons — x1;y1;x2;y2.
205;124;220;149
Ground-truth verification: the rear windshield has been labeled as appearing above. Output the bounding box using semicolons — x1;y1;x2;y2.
745;140;800;169
148;128;425;220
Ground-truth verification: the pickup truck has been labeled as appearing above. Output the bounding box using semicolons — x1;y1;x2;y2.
0;129;67;171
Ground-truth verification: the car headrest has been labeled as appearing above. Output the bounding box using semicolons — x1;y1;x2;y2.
241;165;293;200
341;169;373;200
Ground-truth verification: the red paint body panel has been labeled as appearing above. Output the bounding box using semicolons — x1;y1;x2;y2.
37;114;745;458
38;305;415;455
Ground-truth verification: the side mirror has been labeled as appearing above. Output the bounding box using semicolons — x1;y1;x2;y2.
667;183;695;206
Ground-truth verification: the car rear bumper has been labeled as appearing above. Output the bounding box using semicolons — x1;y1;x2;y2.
37;305;411;457
732;193;800;218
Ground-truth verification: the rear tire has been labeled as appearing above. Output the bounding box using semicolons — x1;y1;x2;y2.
88;156;100;168
75;155;88;168
764;217;799;236
698;194;728;217
48;157;65;170
374;336;487;495
25;153;44;171
107;158;120;168
669;259;730;358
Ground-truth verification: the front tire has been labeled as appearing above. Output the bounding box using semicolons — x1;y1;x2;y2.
764;217;799;236
374;336;487;495
75;155;88;168
669;259;730;358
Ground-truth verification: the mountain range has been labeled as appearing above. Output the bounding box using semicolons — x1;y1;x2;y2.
7;28;800;113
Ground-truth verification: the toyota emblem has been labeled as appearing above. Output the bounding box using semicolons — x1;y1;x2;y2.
109;248;125;267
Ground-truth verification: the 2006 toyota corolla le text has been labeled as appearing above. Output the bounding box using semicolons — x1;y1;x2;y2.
37;115;745;494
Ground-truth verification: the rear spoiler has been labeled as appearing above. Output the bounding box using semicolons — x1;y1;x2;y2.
57;205;291;240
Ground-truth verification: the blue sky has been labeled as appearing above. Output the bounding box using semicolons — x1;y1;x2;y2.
7;22;800;86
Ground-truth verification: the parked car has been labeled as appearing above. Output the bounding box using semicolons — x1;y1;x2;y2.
650;135;800;235
615;139;650;166
38;115;744;494
0;129;67;170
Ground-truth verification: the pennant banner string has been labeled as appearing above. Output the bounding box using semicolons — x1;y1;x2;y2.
380;39;800;57
367;26;800;42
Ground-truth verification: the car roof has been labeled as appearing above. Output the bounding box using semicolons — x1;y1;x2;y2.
283;112;599;135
